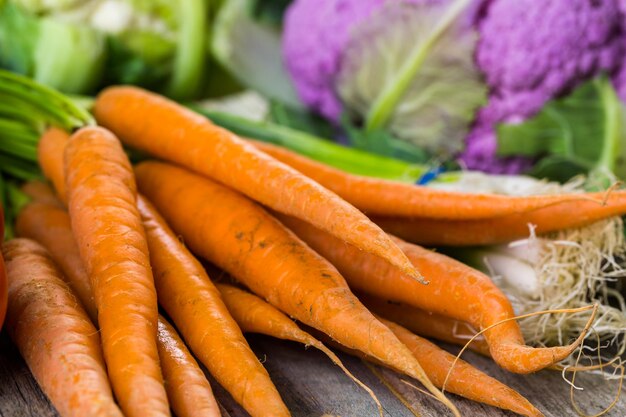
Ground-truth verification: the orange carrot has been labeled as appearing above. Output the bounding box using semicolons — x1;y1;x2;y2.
16;202;97;321
156;317;222;417
216;282;383;415
135;161;460;417
64;126;169;417
358;293;491;356
251;140;626;220
94;86;425;283
33;132;264;417
309;316;543;416
138;195;291;417
279;215;585;374
373;201;626;245
38;127;70;203
2;238;123;417
16;199;222;417
20;180;64;207
379;319;543;417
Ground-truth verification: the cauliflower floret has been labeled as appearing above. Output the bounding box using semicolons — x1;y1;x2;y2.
461;0;624;173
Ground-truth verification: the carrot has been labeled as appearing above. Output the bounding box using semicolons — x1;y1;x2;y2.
31;130;260;417
370;318;543;417
38;127;70;203
94;86;425;284
1;238;123;417
64;126;169;417
134;161;460;417
138;195;291;417
310;317;542;416
251;140;626;220
358;293;491;356
156;317;222;417
216;282;383;416
373;203;626;246
16;199;222;417
20;180;64;207
278;215;586;374
16;201;97;321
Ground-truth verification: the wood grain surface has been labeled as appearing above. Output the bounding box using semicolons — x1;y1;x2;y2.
0;332;623;417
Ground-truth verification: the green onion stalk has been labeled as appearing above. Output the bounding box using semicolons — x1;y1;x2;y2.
190;106;431;182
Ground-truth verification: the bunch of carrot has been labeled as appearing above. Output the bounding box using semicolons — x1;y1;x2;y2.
2;83;623;417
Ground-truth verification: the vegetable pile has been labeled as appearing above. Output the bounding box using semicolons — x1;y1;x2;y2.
282;0;626;176
0;70;625;417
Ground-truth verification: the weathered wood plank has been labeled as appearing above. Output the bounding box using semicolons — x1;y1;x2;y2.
0;332;624;416
0;334;57;417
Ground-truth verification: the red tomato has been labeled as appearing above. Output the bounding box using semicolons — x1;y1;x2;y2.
0;206;7;330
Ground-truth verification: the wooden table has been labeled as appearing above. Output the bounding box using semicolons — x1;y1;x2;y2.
0;332;623;416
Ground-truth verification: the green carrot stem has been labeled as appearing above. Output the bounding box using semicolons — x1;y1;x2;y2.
0;69;94;129
0;154;42;181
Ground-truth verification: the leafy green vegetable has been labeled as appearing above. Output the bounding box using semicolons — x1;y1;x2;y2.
1;0;214;99
336;0;486;158
34;17;106;94
250;0;292;26
0;1;37;75
211;0;302;107
0;2;106;94
341;116;430;164
497;76;626;185
268;101;336;140
166;0;207;99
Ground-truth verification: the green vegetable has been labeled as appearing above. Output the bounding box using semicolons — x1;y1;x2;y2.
166;0;207;99
0;69;91;232
211;0;302;107
0;2;106;94
336;0;486;158
0;0;216;99
497;76;626;185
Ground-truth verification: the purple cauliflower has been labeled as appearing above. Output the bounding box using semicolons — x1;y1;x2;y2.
283;0;457;121
611;0;626;101
283;0;626;174
462;0;625;173
283;0;396;121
